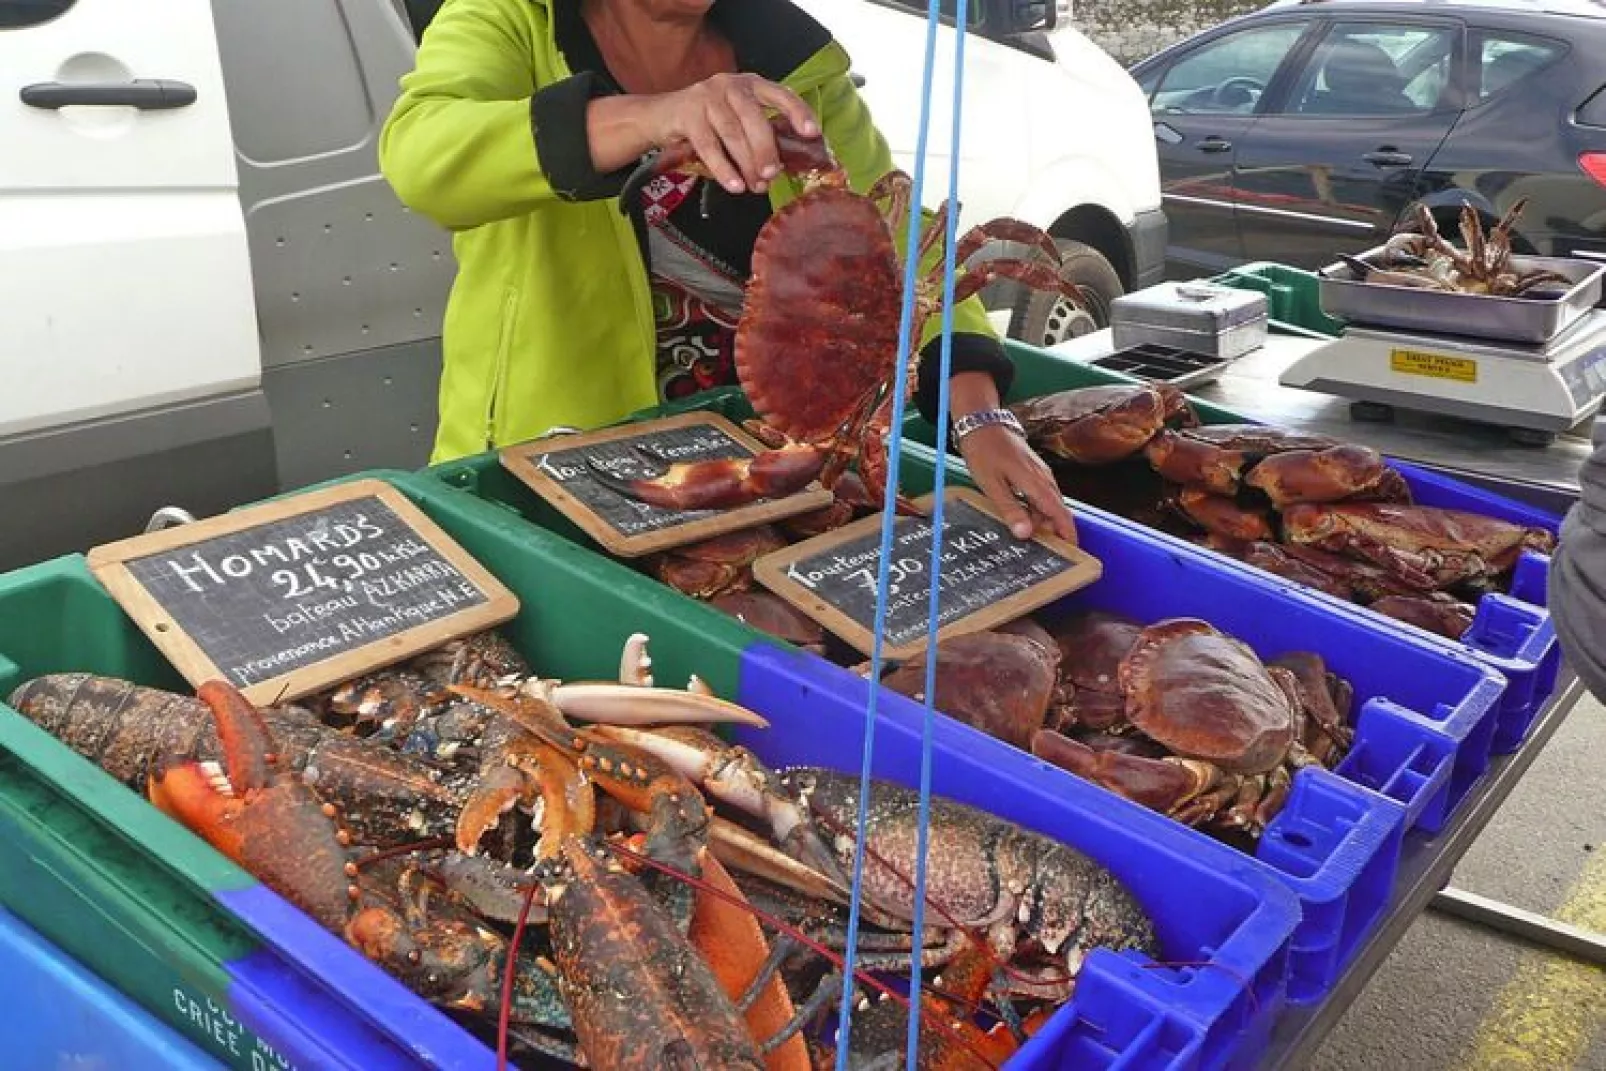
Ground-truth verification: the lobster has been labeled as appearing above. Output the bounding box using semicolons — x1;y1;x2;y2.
9;635;1162;1068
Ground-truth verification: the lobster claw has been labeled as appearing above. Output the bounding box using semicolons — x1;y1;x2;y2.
146;680;355;933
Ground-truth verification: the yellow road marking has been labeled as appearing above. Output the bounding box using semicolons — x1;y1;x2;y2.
1460;848;1606;1069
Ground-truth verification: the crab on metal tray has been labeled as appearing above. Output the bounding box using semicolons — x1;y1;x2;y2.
1343;200;1572;297
591;117;1091;514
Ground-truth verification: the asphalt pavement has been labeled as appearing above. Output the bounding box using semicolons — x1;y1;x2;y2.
1310;691;1606;1070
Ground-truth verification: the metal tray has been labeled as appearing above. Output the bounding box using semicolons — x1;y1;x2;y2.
1317;247;1605;345
1088;341;1234;389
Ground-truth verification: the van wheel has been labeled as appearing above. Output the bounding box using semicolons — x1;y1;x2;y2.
1008;240;1124;348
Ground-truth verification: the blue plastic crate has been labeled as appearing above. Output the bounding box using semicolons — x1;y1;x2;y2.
738;645;1298;1069
1459;587;1563;754
0;903;222;1070
795;483;1499;1000
877;362;1567;750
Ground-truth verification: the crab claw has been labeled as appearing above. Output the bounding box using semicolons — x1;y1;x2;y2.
552;681;770;728
587;444;827;511
147;680;354;933
1030;728;1237;825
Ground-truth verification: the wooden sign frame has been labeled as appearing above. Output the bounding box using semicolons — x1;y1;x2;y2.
86;478;520;705
752;487;1102;661
498;411;835;557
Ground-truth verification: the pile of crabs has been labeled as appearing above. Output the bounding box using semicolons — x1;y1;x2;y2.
8;630;1162;1070
1008;383;1556;642
873;608;1355;850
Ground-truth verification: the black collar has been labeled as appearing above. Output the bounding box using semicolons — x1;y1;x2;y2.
552;0;833;85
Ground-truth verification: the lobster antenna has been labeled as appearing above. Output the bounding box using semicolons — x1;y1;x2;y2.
832;0;956;1059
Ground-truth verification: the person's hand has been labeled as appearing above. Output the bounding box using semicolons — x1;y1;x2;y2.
958;425;1077;542
643;73;819;196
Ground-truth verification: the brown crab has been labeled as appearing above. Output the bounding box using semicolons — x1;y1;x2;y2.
877;630;1061;751
1384;200;1573;297
1163;486;1279;544
1043;610;1144;731
1010;384;1197;466
709;590;828;656
1145;424;1411;508
1032;618;1347;837
648;525;789;599
1281;502;1556;595
597;117;1086;513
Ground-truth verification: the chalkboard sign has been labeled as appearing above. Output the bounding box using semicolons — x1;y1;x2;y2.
753;488;1102;660
499;412;834;557
86;479;519;704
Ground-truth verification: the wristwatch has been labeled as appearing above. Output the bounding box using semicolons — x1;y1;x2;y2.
952;408;1026;443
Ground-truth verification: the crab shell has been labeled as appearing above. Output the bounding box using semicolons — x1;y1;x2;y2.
650;525;789;599
1117;618;1300;775
709;590;827;654
1144;424;1409;508
878;631;1060;751
1044;610;1144;732
1011;385;1197;466
737;186;902;445
1369;594;1478;641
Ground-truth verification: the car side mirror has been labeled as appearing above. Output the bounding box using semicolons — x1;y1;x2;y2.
997;0;1055;34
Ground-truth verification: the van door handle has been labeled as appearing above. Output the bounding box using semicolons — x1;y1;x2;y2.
1197;136;1233;154
1363;148;1413;167
20;79;197;110
850;71;867;88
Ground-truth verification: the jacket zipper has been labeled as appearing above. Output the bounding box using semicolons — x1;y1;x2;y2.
484;287;519;448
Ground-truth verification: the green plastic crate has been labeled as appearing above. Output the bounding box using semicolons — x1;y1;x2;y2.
0;470;771;1071
1208;262;1345;338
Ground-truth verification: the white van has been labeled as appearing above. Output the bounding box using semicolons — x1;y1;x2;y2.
0;0;1163;571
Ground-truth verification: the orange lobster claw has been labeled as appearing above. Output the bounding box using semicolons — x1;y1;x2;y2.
147;680;354;933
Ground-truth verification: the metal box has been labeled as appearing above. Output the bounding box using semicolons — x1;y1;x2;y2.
1111;281;1269;359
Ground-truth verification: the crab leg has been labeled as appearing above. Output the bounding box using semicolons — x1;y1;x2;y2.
952;217;1064;268
589;723;848;883
943;257;1089;308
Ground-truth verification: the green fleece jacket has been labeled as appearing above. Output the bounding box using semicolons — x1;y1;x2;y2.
379;0;1008;463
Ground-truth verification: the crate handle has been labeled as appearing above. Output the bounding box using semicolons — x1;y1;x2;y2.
143;507;196;533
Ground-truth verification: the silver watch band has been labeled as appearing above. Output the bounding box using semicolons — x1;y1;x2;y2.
952;408;1026;442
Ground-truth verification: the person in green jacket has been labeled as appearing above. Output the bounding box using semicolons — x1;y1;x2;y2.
379;0;1075;541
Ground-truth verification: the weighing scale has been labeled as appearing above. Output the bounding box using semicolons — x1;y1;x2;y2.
1279;309;1606;446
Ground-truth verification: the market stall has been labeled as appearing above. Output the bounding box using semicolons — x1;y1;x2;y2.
0;7;1599;1062
0;316;1590;1070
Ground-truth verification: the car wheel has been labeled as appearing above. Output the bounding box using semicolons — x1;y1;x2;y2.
1007;239;1125;348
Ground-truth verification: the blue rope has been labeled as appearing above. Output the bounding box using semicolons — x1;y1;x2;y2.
831;0;949;1062
905;5;969;1064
